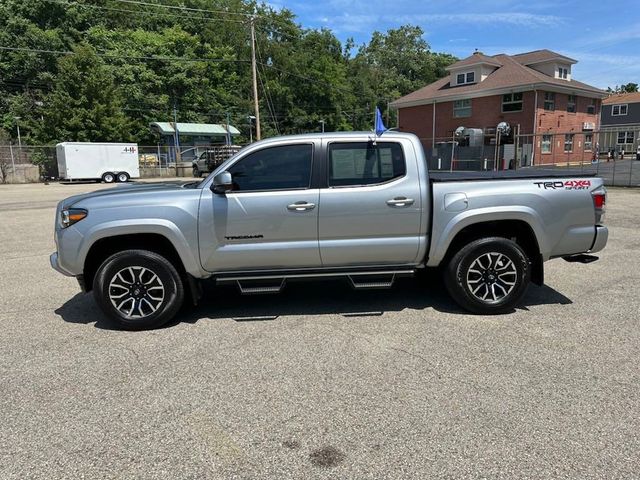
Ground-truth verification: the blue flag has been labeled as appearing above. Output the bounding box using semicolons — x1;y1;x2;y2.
375;107;387;136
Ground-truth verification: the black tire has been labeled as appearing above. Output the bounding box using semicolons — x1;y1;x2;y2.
102;172;115;183
444;237;530;314
93;249;184;330
116;172;130;183
193;165;201;178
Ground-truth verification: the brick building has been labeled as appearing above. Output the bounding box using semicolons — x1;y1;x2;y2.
390;50;607;167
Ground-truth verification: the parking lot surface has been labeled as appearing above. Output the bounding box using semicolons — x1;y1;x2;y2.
0;181;638;479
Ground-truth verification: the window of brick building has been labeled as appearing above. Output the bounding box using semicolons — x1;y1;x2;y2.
502;92;523;112
453;99;472;118
564;134;574;152
544;92;555;111
584;134;593;151
541;134;553;153
567;95;577;113
587;100;596;114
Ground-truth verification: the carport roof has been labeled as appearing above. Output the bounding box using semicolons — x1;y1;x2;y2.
150;122;241;136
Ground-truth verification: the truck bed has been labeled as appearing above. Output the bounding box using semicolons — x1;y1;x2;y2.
430;168;596;182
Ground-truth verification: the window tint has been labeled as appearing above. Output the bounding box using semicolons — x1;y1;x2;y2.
228;144;313;191
328;142;406;187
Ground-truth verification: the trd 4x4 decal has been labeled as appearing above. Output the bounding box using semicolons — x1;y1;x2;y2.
534;180;591;190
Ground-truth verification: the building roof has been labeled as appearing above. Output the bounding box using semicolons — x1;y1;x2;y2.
391;52;606;108
512;49;577;65
602;91;640;105
445;51;502;70
150;122;241;136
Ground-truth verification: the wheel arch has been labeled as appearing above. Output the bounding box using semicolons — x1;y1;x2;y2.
83;232;192;292
438;219;544;286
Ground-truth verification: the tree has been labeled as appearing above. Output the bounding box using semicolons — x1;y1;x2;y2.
351;25;456;127
37;45;132;143
607;83;638;93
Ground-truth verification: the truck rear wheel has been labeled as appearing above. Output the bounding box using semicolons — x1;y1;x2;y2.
444;237;530;314
93;249;184;330
116;172;130;182
102;172;115;183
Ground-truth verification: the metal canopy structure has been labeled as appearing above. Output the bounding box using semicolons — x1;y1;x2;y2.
150;122;240;137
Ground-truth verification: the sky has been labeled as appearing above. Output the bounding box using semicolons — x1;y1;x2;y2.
266;0;640;90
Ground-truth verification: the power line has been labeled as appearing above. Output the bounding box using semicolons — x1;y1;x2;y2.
112;0;258;18
42;0;250;26
0;46;249;64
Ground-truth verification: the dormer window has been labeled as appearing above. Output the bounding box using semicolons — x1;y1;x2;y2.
456;71;475;85
557;66;569;79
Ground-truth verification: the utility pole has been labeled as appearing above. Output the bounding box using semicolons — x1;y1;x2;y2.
14;117;22;162
320;120;325;133
173;103;181;175
250;17;261;141
225;111;231;145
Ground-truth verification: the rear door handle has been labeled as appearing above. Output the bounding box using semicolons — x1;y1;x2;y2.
386;197;414;207
287;201;316;212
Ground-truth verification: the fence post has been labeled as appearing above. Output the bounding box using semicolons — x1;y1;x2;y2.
612;157;616;186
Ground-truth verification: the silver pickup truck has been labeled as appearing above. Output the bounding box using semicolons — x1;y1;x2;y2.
51;132;608;329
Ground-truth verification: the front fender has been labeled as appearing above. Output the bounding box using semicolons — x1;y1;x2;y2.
78;219;204;277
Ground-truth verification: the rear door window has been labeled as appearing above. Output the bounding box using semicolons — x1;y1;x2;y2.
328;142;406;187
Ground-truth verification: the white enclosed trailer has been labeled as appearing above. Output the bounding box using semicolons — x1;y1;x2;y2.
56;142;140;182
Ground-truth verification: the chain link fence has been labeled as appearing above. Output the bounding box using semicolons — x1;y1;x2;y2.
418;130;640;187
1;134;639;186
0;143;244;183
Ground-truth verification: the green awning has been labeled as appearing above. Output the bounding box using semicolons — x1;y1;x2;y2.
150;122;241;136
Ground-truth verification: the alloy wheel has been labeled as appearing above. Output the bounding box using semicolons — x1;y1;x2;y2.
108;266;165;318
466;252;517;303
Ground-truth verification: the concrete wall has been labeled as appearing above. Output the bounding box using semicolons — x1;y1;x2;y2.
0;164;40;184
140;162;193;178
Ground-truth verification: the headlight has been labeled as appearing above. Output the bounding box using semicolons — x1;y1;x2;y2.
60;208;88;228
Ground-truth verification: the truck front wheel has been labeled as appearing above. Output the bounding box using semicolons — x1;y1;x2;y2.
93;249;184;330
444;237;530;314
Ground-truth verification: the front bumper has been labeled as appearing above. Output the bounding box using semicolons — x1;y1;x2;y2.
50;252;73;277
590;226;609;254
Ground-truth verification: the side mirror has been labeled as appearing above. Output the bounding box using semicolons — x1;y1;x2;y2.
211;171;233;194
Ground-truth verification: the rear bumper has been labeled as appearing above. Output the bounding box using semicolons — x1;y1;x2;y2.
590;226;608;254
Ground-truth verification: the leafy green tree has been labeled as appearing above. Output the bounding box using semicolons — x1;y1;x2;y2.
351;25;456;127
37;45;132;143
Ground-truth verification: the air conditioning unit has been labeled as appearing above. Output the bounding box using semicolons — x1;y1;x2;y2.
583;122;595;131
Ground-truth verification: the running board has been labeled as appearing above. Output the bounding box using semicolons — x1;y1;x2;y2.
217;269;415;294
563;254;599;264
348;274;396;290
236;279;286;295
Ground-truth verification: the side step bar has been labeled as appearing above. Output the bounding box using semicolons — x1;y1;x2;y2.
217;269;414;295
237;279;286;295
563;254;599;264
348;274;396;290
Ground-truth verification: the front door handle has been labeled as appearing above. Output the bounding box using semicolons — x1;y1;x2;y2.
287;201;316;212
386;197;415;207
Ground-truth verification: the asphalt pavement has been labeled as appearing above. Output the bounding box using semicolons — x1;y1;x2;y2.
0;180;638;479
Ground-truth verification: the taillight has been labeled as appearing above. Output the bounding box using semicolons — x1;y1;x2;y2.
591;188;606;224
